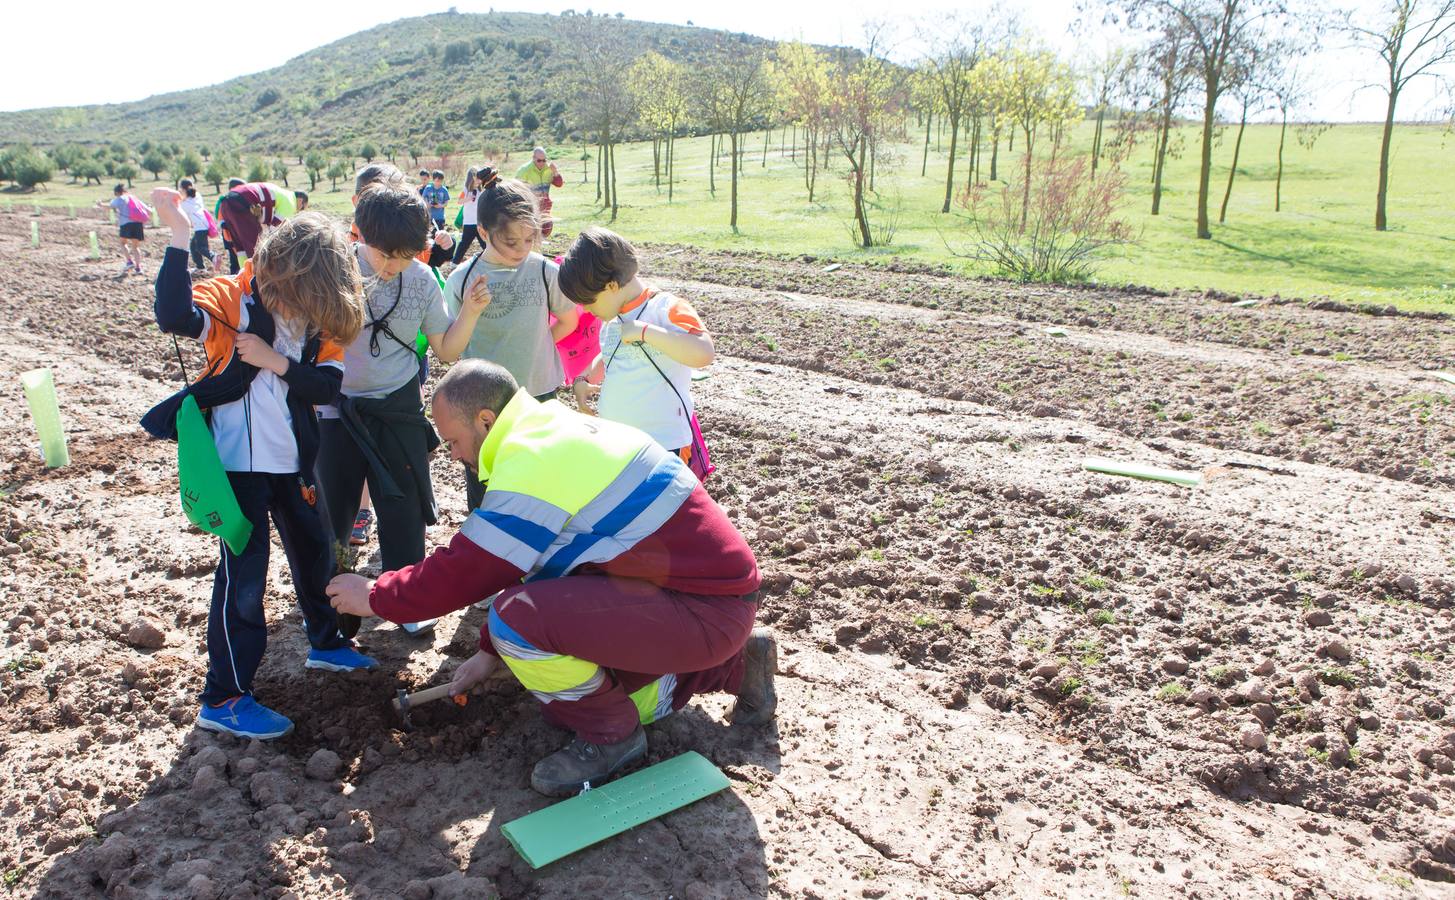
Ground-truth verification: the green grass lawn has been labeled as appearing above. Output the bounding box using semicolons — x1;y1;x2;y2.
9;121;1453;313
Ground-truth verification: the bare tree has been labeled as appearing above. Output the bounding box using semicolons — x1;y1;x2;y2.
1087;45;1136;177
694;40;774;231
825;28;905;247
1118;0;1288;238
919;15;996;212
1344;0;1455;230
561;15;637;221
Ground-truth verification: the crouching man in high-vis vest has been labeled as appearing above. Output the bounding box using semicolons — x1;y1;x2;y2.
326;359;775;796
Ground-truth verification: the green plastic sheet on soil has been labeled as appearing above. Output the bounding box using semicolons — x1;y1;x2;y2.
501;751;731;869
1083;456;1203;487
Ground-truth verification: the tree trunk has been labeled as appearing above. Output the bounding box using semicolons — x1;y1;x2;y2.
922;113;931;177
1195;88;1217;239
1275;112;1287;212
668;133;675;203
709;133;717;195
808;125;818;202
854;135;872;248
1151;106;1173;215
731;131;741;230
763;127;769;167
1020;133;1034;233
1218;108;1248;224
1008;130;1014;153
1091;108;1106;178
609;139;618;222
1375;88;1396;231
652;137;660;191
941;114;961;213
968;118;980;190
990;129;999;182
791;124;797;163
595;143;602;203
869;139;876;192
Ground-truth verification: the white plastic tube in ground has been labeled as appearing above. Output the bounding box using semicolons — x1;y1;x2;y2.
21;368;69;468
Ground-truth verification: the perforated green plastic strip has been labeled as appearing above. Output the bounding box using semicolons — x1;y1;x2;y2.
1083;456;1202;487
1432;371;1455;385
502;751;730;869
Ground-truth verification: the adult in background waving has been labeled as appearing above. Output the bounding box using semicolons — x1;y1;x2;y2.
514;147;563;239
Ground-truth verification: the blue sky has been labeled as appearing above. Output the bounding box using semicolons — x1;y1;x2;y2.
0;0;1448;121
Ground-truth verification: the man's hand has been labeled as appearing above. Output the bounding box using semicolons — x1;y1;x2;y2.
150;188;190;233
234;332;289;375
326;573;375;617
448;650;499;697
548;162;559;175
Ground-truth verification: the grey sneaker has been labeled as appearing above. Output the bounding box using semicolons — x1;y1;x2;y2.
730;628;778;727
399;619;437;636
530;726;647;797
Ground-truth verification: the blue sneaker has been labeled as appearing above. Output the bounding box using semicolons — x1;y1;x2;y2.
399;619;437;636
196;695;294;740
305;645;379;672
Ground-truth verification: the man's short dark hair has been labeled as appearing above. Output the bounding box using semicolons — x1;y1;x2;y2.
228;178;245;189
431;169;445;180
435;360;519;419
557;227;640;304
354;185;430;257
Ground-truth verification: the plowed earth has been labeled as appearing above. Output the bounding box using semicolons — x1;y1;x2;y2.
1;210;1453;899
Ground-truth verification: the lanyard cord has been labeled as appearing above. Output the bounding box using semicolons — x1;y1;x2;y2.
366;272;413;357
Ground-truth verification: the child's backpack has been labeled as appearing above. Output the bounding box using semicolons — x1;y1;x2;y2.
124;194;151;224
203;208;219;238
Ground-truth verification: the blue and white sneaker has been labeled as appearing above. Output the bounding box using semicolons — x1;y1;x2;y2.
196;695;294;740
399;619;437;636
305;646;379;672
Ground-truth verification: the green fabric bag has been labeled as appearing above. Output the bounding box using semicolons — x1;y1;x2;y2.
453;205;464;229
177;395;253;555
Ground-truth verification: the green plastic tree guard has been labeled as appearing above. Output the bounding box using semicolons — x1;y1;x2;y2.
21;369;69;468
1083;456;1201;487
89;231;100;260
1432;372;1455;386
30;221;38;247
502;751;731;869
1044;326;1068;337
176;395;254;555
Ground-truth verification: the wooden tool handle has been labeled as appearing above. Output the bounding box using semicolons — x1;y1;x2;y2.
406;683;458;706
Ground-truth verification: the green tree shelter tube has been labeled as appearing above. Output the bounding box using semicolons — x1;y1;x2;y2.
21;368;68;468
502;751;730;868
1083;456;1202;487
89;231;100;259
176;395;253;555
1432;372;1455;385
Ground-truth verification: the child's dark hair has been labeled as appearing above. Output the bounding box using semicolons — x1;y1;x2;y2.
557;227;639;304
113;184;124;195
179;178;194;190
431;169;445;180
353;185;429;258
185;186;198;198
474;166;540;237
294;190;308;204
228;178;245;189
355;163;404;197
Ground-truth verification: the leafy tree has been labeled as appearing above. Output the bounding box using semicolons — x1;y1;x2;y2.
561;13;637;220
436;142;455;157
997;47;1081;230
199;145;211;160
49;144;82;175
520;110;541;134
359;142;377;163
305;151;327;190
256;87;282;110
204;159;228;192
1344;0;1455;230
774;42;832;202
137;139;153;156
631;51;690;198
114;162;138;188
327;159;349;191
467;96;488;124
444;40;472;65
76;160;106;186
12;152;54;189
272;159;290;187
179;151;204;180
247;158;269;182
918;15;996;212
142;151;169;181
823;29;904;247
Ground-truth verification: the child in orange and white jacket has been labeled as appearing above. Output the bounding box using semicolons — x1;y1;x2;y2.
143;187;378;741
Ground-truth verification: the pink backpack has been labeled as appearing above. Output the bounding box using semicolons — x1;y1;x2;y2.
203;209;219;238
124;194;151;225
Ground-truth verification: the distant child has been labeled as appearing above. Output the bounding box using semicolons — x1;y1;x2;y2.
216;177;245;274
561;227;715;476
96;184;150;276
444;167;579;510
417;168;430;194
452;166;481;264
178;178;214;272
294;190;309;212
421;170;449;230
144;187;377;740
315;184;477;637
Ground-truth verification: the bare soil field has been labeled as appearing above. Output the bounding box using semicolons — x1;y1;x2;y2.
1;210;1453;899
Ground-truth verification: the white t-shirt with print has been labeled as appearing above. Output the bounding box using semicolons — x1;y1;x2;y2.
598;290;706;452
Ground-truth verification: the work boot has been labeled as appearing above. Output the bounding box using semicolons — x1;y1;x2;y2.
730;628;778;727
530;726;647;797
